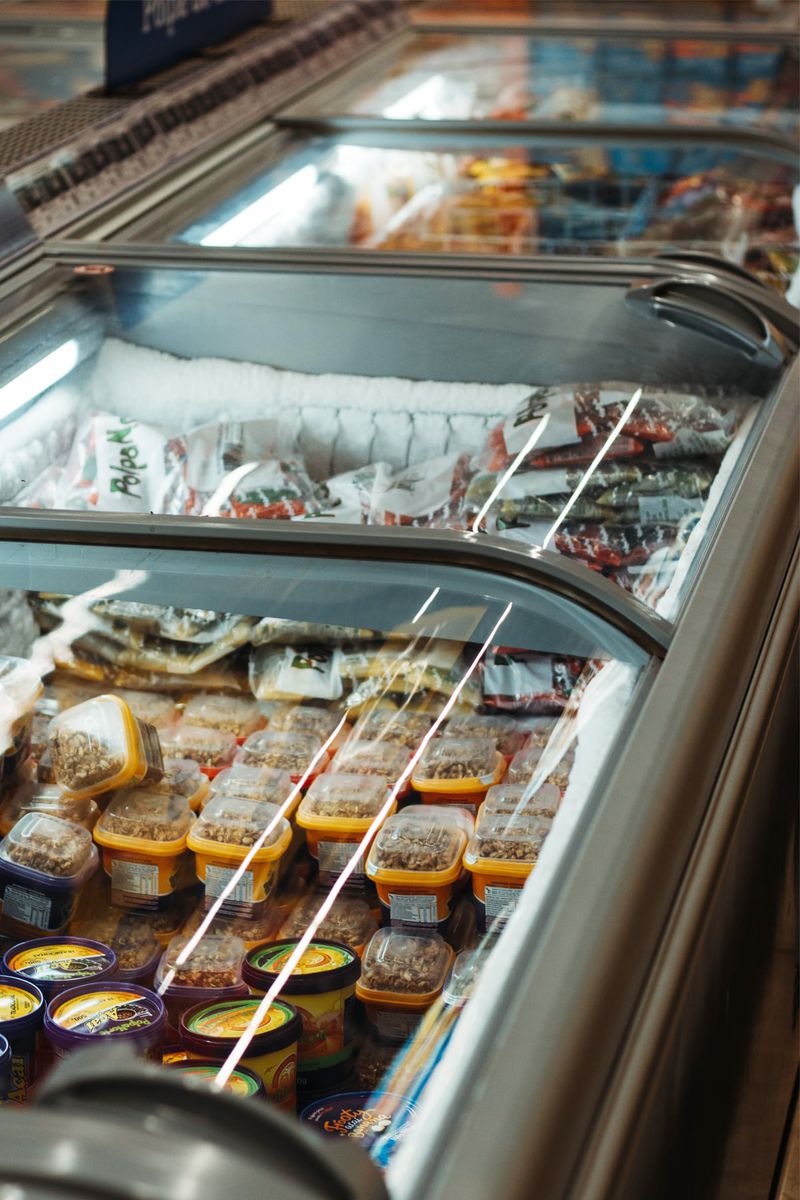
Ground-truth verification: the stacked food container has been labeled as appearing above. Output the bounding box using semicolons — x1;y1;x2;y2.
0;4;796;1200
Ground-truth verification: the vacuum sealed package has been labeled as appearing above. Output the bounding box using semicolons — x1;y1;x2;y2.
208;457;323;520
251;618;374;646
553;522;678;569
311;462;393;525
160;418;286;515
90;602;253;646
481;648;584;715
53;641;250;695
71;629;252;676
368;453;472;528
250;646;344;703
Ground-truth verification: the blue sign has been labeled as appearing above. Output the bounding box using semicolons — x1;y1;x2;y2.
106;0;273;91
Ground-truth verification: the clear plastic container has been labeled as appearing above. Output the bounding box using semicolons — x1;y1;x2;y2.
181;904;285;952
0;813;98;934
333;739;412;792
352;708;434;751
182;693;266;741
236;729;328;786
443;713;528;759
115;689;178;730
187;794;292;918
506;742;575;794
481;781;561;821
464;811;553;931
297;773;394;885
355;929;454;1044
157;758;209;812
208;764;295;812
48;694;164;800
74;909;161;983
279;893;378;958
267;703;348;748
411;736;504;809
366;806;471;930
159;723;237;779
154;932;249;1035
93;789;194;908
0;657;44;771
0;782;100;838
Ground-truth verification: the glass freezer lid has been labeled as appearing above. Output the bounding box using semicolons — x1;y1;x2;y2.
0;530;647;1155
156;128;798;297
281;29;798;136
0;19;104;133
0;256;788;621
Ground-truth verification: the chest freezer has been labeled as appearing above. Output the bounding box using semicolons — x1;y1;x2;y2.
0;250;795;623
279;27;798;140
68;124;799;298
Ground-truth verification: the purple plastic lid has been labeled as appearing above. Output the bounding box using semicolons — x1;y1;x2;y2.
0;974;45;1039
43;982;165;1053
3;937;118;1001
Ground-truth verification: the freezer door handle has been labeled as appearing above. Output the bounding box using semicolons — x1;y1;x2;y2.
626;277;788;368
653;250;764;289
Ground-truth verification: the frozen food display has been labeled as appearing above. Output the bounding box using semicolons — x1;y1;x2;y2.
171;134;796;292
366;806;472;929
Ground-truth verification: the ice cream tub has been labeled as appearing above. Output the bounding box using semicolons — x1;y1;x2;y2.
187;795;292;919
3;937;118;1002
300;1090;418;1162
0;813;98;935
93;788;194;909
167;1057;265;1098
48;694;163;800
0;1033;10;1103
179;996;301;1111
44;982;166;1059
0;975;44;1102
243;939;360;1094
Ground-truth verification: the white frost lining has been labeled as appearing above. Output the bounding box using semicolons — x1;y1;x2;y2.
87;338;532;478
387;659;639;1199
655;404;758;622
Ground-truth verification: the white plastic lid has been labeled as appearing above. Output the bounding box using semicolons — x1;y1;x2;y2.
369;807;467;874
482;781;561;819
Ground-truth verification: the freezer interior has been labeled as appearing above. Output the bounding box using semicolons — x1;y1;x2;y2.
282;29;798;135
156;129;799;295
0;13;104;132
0;260;788;617
412;0;800;27
0;530;648;1160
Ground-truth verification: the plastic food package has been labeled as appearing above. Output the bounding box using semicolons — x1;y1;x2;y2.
237;729;328;785
181;693;265;740
480;649;582;716
74;910;161;981
208;764;295;810
352;708;434;750
464;811;552;930
0;656;44;782
242;940;361;1094
181;904;285;953
159;724;238;777
91;602;251;646
188;795;292;918
160;933;246;991
161;419;288;516
51;644;250;696
443;713;528;758
251;618;375;646
366;806;471;930
312;462;393;525
356;928;454;1043
48;694;164;799
482;781;561;820
0;782;100;838
333;739;411;790
0;813;98;934
267;703;348;747
250;646;344;703
279;893;378;958
113;689;178;730
410;736;504;808
156;759;210;812
210;457;322;520
368;453;472;528
93;788;194;908
73;629;251;677
554;521;678;569
297;773;394;885
506;743;575;794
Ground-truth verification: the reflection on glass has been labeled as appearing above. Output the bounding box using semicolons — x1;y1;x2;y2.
0;560;638;1153
325;32;798;135
176;139;799;296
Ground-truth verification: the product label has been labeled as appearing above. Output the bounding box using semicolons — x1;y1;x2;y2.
8;1049;33;1103
653;427;731;459
188;998;292;1039
53;989;158;1036
175;1064;259;1097
204;864;254;905
111;859;159;899
637;495;702;524
484;885;523;927
9;945;113;983
94;415;167;513
0;985;40;1022
388;892;438;927
502;387;581;456
2;883;51;931
252;943;355;977
319;840;365;883
375;1010;419;1041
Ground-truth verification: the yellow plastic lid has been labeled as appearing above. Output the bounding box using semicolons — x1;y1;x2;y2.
297;772;394;834
187;795;291;862
356;928;454;1008
94;788;194;855
48;694;146;799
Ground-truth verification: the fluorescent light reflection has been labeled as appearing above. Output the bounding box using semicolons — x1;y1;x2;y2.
200;165;319;246
0;339;79;423
381;75;449;119
212;601;514;1090
411;586;440;625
